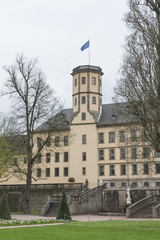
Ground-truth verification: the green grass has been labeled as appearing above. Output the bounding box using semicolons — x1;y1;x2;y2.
0;221;160;240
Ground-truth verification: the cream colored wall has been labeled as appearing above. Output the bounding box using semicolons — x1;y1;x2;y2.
70;124;98;188
97;125;160;182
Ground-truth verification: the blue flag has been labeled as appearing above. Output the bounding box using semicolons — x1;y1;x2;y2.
81;40;89;51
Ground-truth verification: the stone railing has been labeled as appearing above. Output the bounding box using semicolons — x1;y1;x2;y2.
41;196;51;216
152;203;160;218
126;195;160;218
0;183;82;190
70;183;106;203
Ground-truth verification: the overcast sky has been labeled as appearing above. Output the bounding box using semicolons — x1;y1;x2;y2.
0;0;128;113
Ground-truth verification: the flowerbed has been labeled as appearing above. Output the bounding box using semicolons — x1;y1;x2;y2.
0;218;60;227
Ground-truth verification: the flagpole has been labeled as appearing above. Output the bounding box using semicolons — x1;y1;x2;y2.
89;38;90;65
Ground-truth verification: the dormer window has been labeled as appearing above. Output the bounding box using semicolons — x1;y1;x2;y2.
112;115;116;121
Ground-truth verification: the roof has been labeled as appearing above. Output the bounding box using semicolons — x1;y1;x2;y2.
34;103;129;132
97;103;129;127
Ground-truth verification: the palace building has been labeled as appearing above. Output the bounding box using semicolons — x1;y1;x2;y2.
3;65;160;189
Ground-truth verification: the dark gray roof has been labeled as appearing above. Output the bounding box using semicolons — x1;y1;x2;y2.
97;103;129;127
34;108;73;132
35;103;129;132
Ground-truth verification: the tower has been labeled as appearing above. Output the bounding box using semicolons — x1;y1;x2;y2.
71;65;103;124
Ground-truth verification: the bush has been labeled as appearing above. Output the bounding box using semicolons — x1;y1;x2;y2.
56;192;71;220
0;193;11;219
68;177;75;183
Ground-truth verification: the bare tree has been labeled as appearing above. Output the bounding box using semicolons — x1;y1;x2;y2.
114;0;160;153
2;54;63;213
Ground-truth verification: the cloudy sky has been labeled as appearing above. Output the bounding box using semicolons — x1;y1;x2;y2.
0;0;128;113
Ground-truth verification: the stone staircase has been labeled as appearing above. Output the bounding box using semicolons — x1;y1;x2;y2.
45;202;60;217
126;195;160;218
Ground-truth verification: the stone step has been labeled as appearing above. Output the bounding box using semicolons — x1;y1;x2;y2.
45;202;60;217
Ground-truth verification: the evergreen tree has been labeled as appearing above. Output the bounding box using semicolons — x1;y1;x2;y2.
56;192;71;220
0;193;11;219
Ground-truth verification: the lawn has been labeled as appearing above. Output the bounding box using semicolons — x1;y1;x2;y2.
0;220;160;240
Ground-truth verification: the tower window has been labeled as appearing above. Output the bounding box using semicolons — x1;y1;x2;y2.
82;77;86;84
92;96;96;104
82;112;86;120
37;168;41;178
75;98;77;106
82;96;86;104
82;152;86;161
82;167;86;175
75;79;77;86
92;77;96;85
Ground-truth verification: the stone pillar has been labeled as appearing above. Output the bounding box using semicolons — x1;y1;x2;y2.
152;207;158;218
126;207;131;218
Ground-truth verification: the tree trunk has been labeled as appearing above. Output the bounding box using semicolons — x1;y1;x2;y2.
24;162;32;214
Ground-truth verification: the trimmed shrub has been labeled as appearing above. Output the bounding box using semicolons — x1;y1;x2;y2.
56;192;71;220
0;193;11;219
68;177;75;183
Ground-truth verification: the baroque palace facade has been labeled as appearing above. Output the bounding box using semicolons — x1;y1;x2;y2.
3;65;160;189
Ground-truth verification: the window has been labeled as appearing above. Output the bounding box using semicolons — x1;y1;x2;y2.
121;182;126;187
75;98;77;106
110;182;115;187
13;158;17;166
131;130;137;141
37;168;41;178
120;131;125;142
144;182;149;187
132;164;137;175
155;150;160;158
75;78;77;86
121;165;126;175
82;135;86;144
110;165;115;176
155;163;160;174
64;152;68;162
24;157;27;164
92;96;96;104
143;163;149;175
82;77;86;84
64;167;68;177
82;152;86;161
92;77;96;85
132;182;137;187
37;154;41;163
99;150;104;160
46;168;50;177
99;166;104;176
37;137;42;148
109;149;115;160
120;148;126;159
46;153;51;163
143;147;149;158
131;148;137;159
98;132;104;144
46;137;51;147
55;168;59;177
55;152;59;162
82;112;86;120
82;96;86;104
55;136;60;147
99;78;101;87
156;182;160;187
109;132;115;143
64;136;68;146
82;167;86;175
